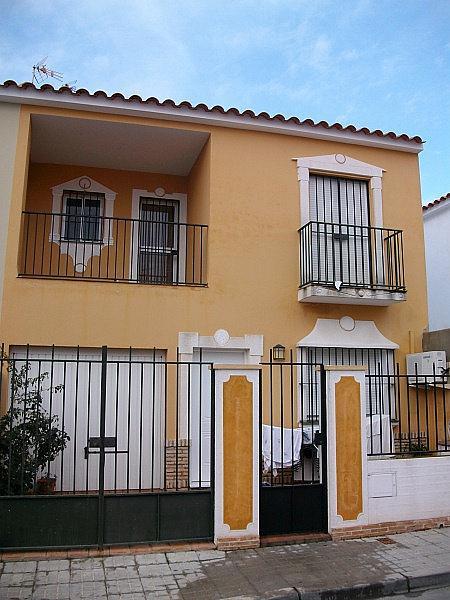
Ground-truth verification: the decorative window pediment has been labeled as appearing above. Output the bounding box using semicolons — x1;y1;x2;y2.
295;154;384;178
294;153;385;228
51;176;118;201
49;176;117;273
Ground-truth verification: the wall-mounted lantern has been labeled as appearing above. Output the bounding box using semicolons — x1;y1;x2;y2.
272;344;286;361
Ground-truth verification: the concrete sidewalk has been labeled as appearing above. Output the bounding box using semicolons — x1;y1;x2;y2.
2;528;450;599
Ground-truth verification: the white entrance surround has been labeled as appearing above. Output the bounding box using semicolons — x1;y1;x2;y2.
49;176;116;272
177;330;264;460
130;187;187;283
178;330;263;363
177;330;263;547
297;316;398;429
298;317;398;533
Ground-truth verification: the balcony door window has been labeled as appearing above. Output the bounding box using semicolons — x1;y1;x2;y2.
62;191;104;242
309;175;371;286
138;199;179;284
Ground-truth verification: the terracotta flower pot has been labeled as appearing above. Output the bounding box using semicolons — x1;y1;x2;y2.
35;476;57;495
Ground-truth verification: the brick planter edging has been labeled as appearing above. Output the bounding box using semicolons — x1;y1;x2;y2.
331;515;450;540
216;535;260;551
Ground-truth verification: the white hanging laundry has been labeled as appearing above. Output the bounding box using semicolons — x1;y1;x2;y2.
366;414;393;454
262;425;303;472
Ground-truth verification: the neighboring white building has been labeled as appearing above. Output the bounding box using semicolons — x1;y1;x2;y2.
423;193;450;331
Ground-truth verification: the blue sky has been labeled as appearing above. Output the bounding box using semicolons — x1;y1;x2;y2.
1;0;449;202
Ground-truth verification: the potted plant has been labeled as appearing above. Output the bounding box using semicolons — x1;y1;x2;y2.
0;356;69;495
35;474;57;495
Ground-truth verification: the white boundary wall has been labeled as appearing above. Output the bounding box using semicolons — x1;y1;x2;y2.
424;202;450;331
367;456;450;524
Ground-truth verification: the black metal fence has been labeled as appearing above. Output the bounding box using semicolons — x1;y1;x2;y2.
299;346;396;422
0;345;214;497
299;221;405;292
19;212;208;286
0;344;216;549
258;349;450;463
366;364;450;456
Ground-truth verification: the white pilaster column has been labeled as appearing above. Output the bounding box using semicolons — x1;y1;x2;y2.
297;165;310;226
370;176;383;228
326;367;369;534
213;365;261;550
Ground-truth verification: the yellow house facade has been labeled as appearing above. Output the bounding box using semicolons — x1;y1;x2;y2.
2;80;447;553
0;81;427;355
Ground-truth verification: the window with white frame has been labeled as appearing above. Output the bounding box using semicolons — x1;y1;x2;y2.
309;174;372;286
138;198;179;284
295;154;389;291
62;190;105;242
130;188;187;285
49;176;116;273
296;154;384;230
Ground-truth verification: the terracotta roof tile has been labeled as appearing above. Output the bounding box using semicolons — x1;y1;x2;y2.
0;79;424;145
423;193;450;211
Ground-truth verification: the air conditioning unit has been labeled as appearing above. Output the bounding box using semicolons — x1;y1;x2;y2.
406;351;447;384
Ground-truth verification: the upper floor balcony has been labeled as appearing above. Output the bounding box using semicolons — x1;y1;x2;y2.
298;221;406;305
19;210;207;286
16;112;211;289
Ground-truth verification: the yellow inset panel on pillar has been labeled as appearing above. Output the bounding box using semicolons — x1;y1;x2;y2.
223;375;253;531
335;376;363;521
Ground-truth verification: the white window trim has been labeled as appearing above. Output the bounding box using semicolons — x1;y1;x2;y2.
178;330;264;363
177;329;264;438
49;176;116;273
130;187;187;284
293;154;384;228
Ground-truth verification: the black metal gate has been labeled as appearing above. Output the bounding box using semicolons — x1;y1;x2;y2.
259;354;327;536
0;345;215;550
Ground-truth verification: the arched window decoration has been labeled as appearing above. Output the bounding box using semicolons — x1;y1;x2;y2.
49;176;116;272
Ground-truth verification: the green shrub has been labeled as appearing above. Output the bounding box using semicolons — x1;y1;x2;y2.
0;358;69;495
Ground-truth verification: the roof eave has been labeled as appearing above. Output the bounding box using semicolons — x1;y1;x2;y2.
423;196;450;216
0;85;423;154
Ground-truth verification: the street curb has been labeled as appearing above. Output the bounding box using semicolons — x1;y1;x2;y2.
264;576;406;600
295;574;407;600
265;568;450;600
407;568;450;592
261;589;300;599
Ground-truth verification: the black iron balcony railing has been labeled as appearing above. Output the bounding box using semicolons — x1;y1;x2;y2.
299;221;406;292
19;211;208;286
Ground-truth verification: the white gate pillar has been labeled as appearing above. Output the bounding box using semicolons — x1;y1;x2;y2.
326;367;369;536
213;365;261;550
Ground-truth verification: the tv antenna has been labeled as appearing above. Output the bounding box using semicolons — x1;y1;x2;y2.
32;57;64;86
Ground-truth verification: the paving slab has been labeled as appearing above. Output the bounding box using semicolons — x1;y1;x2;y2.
2;528;450;598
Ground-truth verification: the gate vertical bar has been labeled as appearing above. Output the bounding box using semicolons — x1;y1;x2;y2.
319;364;328;531
97;345;108;549
258;367;262;515
210;365;216;538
